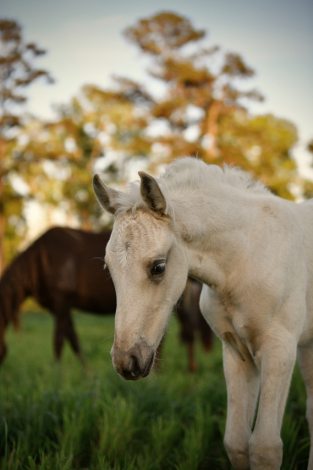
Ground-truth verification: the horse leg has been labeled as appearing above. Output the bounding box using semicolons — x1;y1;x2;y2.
198;312;213;352
176;304;197;371
187;342;196;372
52;294;86;366
64;314;88;368
248;330;297;470
223;342;260;470
53;312;67;362
298;345;313;470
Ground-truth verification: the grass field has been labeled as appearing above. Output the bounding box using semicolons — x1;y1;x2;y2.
0;311;310;469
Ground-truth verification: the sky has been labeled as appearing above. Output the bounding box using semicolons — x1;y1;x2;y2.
1;0;313;177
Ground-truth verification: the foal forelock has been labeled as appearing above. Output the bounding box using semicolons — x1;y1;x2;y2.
109;210;170;271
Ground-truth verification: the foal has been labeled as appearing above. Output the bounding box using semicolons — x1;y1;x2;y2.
93;157;313;470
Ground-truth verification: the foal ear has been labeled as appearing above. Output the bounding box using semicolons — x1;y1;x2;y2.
93;174;120;215
138;171;167;216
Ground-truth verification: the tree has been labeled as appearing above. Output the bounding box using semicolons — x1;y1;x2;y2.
122;12;298;198
0;19;54;133
15;81;153;230
0;19;54;271
10;12;304;251
302;138;313;199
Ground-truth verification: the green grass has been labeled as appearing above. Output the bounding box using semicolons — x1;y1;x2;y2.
0;312;310;469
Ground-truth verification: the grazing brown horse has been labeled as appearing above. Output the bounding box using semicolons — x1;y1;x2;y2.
0;227;115;365
0;227;212;367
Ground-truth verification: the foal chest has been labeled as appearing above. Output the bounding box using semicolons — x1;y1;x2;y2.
201;287;261;365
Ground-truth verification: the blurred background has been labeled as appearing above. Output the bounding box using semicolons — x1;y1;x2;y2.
0;0;312;271
0;2;313;468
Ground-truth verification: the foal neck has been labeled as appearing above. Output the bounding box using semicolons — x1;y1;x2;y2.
172;186;267;288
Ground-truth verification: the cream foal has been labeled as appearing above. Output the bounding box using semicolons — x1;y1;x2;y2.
93;157;313;470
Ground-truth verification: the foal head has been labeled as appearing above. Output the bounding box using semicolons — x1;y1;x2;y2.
93;172;188;380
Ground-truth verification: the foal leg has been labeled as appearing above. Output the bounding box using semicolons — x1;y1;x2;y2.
249;330;297;470
223;342;260;470
298;344;313;470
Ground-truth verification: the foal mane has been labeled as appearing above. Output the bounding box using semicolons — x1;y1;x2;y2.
115;157;270;216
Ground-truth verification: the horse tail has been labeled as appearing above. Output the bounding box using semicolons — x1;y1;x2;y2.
0;261;22;331
0;241;40;331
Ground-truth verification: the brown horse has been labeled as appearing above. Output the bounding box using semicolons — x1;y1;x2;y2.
0;227;212;368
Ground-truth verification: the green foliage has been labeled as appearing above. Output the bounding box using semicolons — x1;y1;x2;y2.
0;18;54;133
13;80;154;230
120;12;300;200
13;11;301;245
123;12;205;55
0;18;54;270
0;313;309;469
1;12;310;267
216;112;298;199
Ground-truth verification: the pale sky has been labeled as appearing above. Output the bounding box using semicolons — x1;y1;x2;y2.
1;0;313;176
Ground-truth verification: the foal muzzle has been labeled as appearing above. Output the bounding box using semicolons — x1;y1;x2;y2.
110;341;155;381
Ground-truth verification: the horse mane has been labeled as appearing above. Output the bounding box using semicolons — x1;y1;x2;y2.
115;157;270;216
160;157;269;194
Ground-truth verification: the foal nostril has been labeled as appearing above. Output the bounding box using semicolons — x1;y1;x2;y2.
130;354;141;376
122;354;141;379
113;343;154;381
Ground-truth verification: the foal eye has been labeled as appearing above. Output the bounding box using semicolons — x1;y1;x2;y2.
151;262;166;275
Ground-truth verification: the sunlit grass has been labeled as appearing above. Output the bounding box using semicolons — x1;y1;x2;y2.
0;312;309;469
